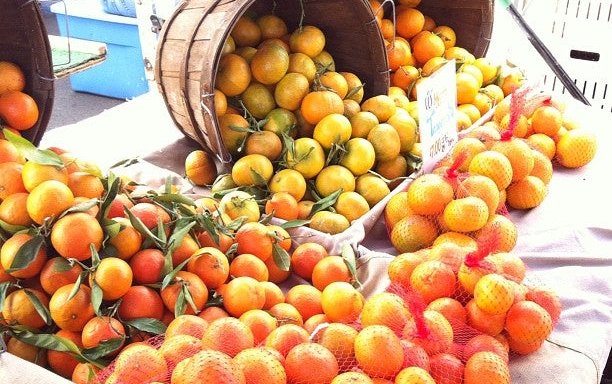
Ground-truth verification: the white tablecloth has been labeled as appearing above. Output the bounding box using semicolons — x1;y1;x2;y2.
1;89;609;384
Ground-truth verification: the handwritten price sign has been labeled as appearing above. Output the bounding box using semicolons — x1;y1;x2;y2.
417;60;458;173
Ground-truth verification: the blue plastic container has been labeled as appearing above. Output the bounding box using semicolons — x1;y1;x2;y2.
50;0;149;99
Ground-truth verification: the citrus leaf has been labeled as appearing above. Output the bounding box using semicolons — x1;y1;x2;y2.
0;282;12;312
109;157;140;169
81;338;124;361
91;280;103;316
6;235;44;273
75;160;103;178
3;129;64;166
309;189;342;216
345;83;364;100
125;318;167;335
166;220;196;254
151;193;196;206
52;257;74;273
90;244;101;266
10;329;75;353
341;243;361;288
182;284;199;314
99;172;121;221
161;256;192;291
174;284;187;316
104;220;121;239
164;176;173;194
155;217;167;245
0;218;27;234
67;272;86;301
61;199;99;217
24;289;52;326
280;219;310;229
249;167;268;187
125;206;165;249
272;243;291;272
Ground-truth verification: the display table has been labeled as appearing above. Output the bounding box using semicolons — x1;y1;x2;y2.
0;89;610;383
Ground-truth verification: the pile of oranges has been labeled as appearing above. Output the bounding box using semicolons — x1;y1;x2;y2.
197;10;422;236
371;0;524;133
0;61;40;133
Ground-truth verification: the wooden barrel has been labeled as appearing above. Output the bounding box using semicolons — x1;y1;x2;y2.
0;0;55;146
416;0;494;58
155;0;389;163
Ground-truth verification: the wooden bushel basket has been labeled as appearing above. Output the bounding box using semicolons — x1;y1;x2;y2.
155;0;390;163
416;0;494;58
0;0;55;146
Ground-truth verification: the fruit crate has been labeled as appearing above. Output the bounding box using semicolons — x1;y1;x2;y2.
0;0;55;145
509;0;611;112
155;0;390;163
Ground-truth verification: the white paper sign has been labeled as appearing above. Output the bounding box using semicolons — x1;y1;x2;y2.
417;60;458;173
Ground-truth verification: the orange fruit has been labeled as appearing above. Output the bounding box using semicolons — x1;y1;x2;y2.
160;271;209;316
406;173;454;216
526;287;562;326
265;256;291;284
216;53;251;96
468;150;513;191
555;128;597;168
311;256;352;291
412;31;445;66
261;281;285;310
387;252;425;288
355;325;404;379
165;314;209;339
71;362;100;384
50;212;104;263
463;334;509;363
360;292;411;335
81;316;125;354
0;90;39;130
264;191;299;220
0;162;26;200
473;273;515;315
314;164;355;198
264;323;310;356
464;351;510;384
315;322;358;371
285;342;339;384
0;232;47;279
361;95;397;123
332;372;373;384
0;138;23;163
505;176;547;210
426;297;467;325
2;288;49;329
395;367;436;384
231;15;261;47
257;14;288;40
313;113;352;150
531;105;562;137
118;285;164;321
285;284;323;321
390;214;439;253
456;72;479;105
386;38;413;71
129;248;165;285
26;179;74;225
455;175;500;218
158;334;202;368
185;150;217;186
239;309;278;345
0;61;26;94
290;242;328;281
505;300;553;350
231;153;274;186
234;347;287;384
410;260;456;304
89;257;133;301
218;190;260;223
112;344;168;384
186;247;230;289
49;283;95;331
474;214;518;253
300;90;345;125
202;316;254;357
490;138;535;182
403;310;454;356
465;299;506;336
6;337;47;366
268;302;303;326
230;253;269;282
289;25;326;58
274;72;310;111
218;113;250;156
321;281;364;324
106;217;142;261
235;222;274;261
66;171;104;198
396;7;425;39
222;276;266;317
39;256;83;295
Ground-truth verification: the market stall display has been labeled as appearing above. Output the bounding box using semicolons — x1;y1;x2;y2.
0;0;610;383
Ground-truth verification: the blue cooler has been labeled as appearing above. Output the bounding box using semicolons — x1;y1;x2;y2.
50;0;149;99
